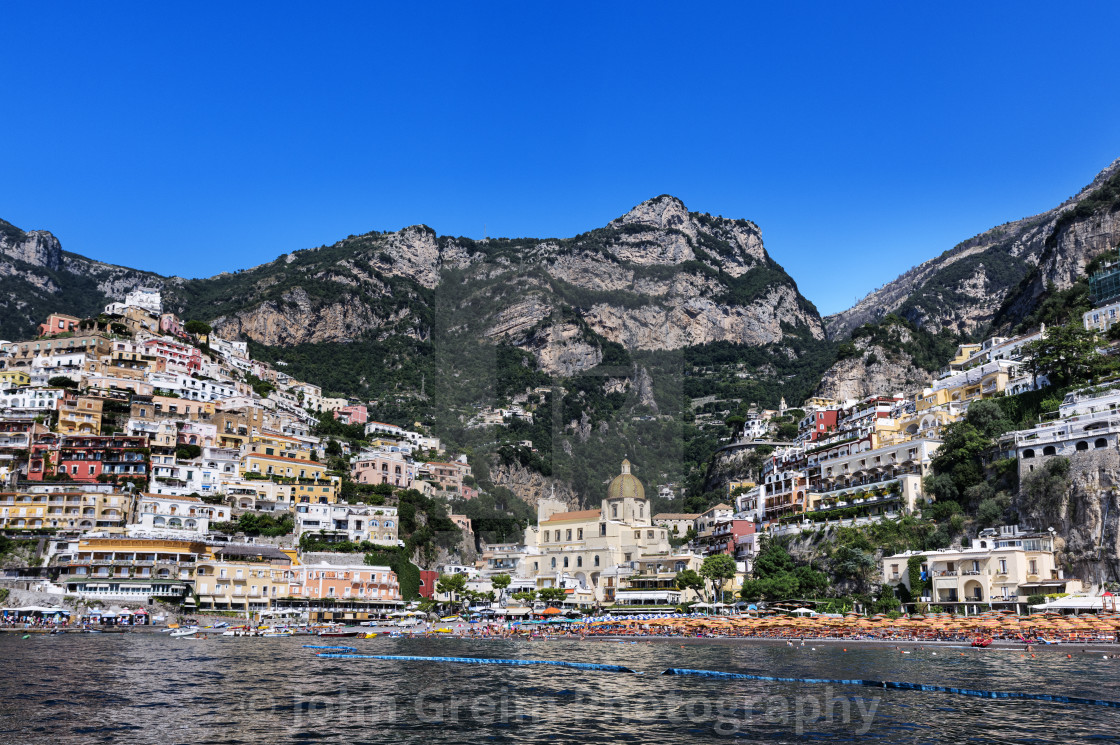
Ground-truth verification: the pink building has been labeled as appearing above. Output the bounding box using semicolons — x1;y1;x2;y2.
352;452;414;488
38;313;82;338
287;562;401;603
333;405;368;425
141;338;202;375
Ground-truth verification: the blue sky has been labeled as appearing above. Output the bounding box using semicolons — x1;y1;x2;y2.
2;3;1119;315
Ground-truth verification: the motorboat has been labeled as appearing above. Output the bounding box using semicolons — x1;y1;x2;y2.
170;627;199;638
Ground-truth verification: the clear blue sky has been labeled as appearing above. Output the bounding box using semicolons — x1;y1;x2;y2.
3;3;1119;315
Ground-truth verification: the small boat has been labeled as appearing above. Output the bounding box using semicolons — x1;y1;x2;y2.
170;628;199;638
319;630;360;638
970;637;992;648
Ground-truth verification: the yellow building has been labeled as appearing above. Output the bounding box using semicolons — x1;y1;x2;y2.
945;343;983;372
0;489;131;532
249;432;312;460
242;453;328;481
58;395;104;436
194;545;294;613
0;370;30;389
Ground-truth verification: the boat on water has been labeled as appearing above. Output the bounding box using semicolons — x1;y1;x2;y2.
170;628;199;638
318;630;360;638
971;637;992;648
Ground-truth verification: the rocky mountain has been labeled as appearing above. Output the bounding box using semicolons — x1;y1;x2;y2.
813;158;1120;401
0;197;829;392
0;218;164;340
826;157;1120;340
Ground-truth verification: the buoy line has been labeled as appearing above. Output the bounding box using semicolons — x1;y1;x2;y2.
660;668;1120;708
302;645;358;651
314;653;639;673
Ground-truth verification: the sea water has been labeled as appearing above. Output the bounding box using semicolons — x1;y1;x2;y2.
1;634;1117;744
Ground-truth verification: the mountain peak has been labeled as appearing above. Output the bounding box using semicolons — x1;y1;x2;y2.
612;195;692;233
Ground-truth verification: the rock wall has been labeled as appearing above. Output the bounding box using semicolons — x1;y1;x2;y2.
814;328;932;401
487;461;581;510
1017;450;1120;585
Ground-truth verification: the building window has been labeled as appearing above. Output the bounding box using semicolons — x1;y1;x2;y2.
593;555;600;567
550;558;556;569
599;524;606;536
577;528;583;540
576;556;583;568
566;529;572;541
563;557;569;568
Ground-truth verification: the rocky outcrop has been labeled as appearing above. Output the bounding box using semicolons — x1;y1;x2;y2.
0;223;62;272
814;326;932;401
1017;450;1120;585
487;461;581;510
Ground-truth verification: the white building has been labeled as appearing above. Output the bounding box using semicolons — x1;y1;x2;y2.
295;503;399;546
105;287;162;316
128;493;230;537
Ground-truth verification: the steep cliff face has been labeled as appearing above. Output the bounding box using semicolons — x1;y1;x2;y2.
1017;451;1120;585
487;461;581;511
0;220;62;272
826;158;1120;340
439;195;825;376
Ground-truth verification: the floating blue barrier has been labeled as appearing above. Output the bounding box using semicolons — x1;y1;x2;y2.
659;668;1120;708
302;645;357;651
314;653;638;673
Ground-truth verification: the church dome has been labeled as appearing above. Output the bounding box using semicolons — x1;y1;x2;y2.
607;459;645;501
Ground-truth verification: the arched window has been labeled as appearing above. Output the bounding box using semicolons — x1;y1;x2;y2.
611;505;618;519
593;555;600;567
563;556;569;568
576;556;583;568
1022;449;1035;459
1043;446;1056;456
1076;441;1089;451
550;558;556;569
1096;438;1108;449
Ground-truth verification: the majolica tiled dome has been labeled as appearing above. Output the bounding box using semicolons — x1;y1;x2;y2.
607;459;645;500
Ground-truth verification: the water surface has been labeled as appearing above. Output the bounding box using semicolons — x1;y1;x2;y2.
1;635;1117;744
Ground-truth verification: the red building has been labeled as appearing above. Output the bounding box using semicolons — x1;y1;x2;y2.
800;408;840;442
418;569;439;599
28;434;148;483
698;519;755;557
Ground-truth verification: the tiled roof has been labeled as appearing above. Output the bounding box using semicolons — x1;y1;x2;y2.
542;509;601;523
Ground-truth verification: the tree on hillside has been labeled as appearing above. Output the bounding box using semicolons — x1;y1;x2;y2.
537;587;568;606
436;573;468;609
699;553;738;603
674;568;704;599
184;320;212;336
829;545;877;595
491;573;511;606
739;537;828;602
1024;322;1107;388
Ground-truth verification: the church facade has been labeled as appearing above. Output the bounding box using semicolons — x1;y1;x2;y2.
525;460;685;603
